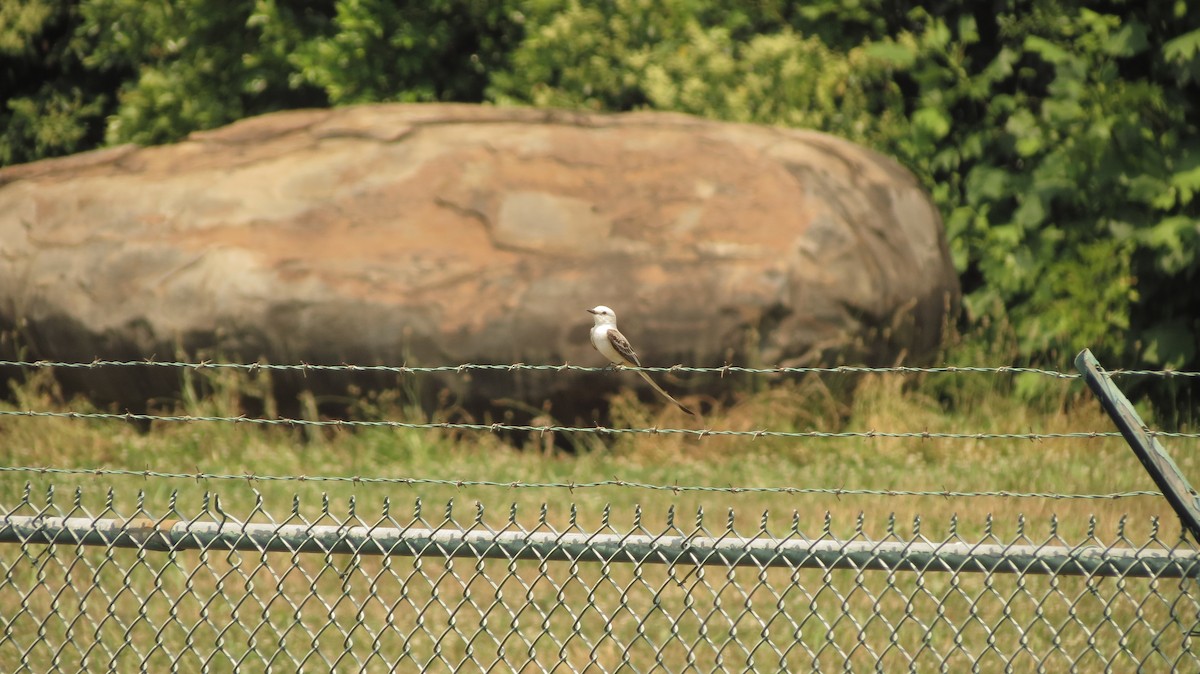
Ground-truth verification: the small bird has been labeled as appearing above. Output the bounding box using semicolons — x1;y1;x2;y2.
588;305;696;416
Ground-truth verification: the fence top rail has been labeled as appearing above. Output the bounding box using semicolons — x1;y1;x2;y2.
0;467;1162;499
7;408;1199;440
0;484;1180;541
3;513;1194;577
1;359;1197;379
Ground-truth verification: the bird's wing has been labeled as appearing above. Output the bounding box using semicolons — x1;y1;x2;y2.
605;328;695;416
606;328;641;367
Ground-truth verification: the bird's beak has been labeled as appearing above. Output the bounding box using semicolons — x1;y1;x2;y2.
586;309;598;315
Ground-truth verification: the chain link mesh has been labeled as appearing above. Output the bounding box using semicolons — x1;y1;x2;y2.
2;484;1198;673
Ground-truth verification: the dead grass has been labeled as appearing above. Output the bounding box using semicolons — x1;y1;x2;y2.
1;363;1197;671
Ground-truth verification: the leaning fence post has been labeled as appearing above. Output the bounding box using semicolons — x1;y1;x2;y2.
1075;348;1200;540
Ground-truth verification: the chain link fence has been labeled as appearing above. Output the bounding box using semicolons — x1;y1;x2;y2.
2;484;1199;673
2;353;1198;671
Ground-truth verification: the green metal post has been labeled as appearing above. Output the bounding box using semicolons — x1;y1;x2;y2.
1075;348;1200;540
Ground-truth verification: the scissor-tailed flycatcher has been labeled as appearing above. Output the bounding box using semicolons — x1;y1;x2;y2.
588;305;696;416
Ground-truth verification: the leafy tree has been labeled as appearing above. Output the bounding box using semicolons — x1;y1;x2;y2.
288;0;519;105
1;0;518;155
887;3;1200;372
76;0;331;145
0;0;117;164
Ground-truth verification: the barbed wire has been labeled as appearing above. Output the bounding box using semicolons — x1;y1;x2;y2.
0;362;1190;504
0;465;1162;500
4;408;1198;440
2;359;1197;379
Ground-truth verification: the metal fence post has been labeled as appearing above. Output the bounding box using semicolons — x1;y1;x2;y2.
1075;348;1200;540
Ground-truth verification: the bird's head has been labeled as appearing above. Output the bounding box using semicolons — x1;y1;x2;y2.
587;305;618;326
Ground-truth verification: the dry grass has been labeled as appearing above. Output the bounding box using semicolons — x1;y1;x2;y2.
1;365;1198;671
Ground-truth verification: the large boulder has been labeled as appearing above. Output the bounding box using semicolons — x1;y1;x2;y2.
0;104;959;417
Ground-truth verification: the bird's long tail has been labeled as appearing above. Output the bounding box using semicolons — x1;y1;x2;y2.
635;369;696;416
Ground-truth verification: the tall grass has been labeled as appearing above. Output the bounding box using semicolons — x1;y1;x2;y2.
1;351;1197;672
1;356;1195;539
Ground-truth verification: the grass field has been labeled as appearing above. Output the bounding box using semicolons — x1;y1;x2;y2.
1;362;1198;671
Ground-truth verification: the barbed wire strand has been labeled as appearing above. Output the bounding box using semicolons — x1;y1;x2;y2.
4;408;1199;439
0;362;1189;505
2;359;1198;379
0;466;1161;500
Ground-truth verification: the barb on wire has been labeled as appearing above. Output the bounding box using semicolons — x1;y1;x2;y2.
1;359;1196;379
0;408;1178;440
0;466;1162;500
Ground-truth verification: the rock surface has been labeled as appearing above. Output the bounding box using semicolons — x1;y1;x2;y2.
0;104;959;417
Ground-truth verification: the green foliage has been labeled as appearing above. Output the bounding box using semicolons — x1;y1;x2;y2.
0;0;114;164
879;4;1200;369
490;2;905;146
75;0;334;146
288;0;518;104
1;0;517;154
